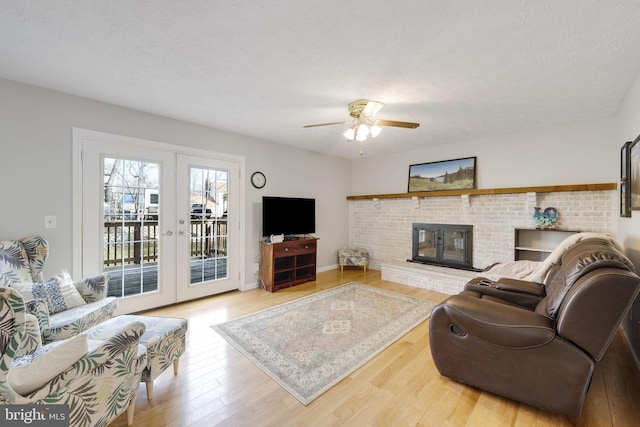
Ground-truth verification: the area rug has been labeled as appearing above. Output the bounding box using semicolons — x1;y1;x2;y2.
211;282;435;405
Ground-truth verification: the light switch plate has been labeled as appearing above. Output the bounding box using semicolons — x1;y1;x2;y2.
44;216;56;229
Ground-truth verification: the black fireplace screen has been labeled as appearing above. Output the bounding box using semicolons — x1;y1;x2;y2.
410;223;473;270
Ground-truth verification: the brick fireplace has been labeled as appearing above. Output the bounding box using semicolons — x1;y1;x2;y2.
348;188;615;293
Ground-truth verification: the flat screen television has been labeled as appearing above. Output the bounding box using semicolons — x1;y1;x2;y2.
262;196;315;237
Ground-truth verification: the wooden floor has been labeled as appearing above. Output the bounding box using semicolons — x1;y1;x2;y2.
111;269;640;427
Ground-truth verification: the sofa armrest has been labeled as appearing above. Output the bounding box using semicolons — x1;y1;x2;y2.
465;277;544;309
25;299;49;331
442;295;555;348
73;273;111;303
495;278;545;296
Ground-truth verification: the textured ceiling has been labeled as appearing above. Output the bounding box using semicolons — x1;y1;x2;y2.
2;1;640;159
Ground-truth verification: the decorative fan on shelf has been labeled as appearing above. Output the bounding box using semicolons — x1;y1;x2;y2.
304;99;420;155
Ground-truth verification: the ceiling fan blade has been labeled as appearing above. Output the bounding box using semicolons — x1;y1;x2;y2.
303;121;350;128
362;100;384;118
374;119;420;129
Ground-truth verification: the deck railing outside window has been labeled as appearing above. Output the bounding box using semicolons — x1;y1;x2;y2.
104;219;227;266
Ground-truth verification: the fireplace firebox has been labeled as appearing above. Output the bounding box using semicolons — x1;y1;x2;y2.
409;223;474;270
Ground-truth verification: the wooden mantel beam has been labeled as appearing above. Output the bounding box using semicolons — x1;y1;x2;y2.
346;183;617;201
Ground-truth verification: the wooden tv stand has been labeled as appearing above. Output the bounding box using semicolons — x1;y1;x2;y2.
259;237;317;292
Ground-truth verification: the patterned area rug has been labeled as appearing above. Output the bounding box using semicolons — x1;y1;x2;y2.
211;282;435;405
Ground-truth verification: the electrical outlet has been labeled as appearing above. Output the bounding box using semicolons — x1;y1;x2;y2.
44;216;57;229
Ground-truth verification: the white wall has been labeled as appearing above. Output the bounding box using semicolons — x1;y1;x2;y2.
351;116;617;196
0;78;351;287
617;68;640;262
616;67;640;372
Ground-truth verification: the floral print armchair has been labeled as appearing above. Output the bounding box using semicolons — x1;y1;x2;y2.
0;287;147;426
0;236;118;343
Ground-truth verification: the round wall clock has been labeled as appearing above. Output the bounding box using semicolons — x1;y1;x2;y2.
251;171;266;189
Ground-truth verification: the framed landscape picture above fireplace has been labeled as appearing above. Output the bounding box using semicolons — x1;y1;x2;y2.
408;156;476;193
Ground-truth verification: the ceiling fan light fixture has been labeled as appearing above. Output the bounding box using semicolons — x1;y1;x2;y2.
303;99;420;154
356;124;370;138
344;127;355;140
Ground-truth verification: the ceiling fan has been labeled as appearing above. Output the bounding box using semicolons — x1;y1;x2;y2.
304;99;420;155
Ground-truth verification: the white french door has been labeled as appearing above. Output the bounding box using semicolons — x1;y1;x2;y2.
74;129;242;314
176;154;239;301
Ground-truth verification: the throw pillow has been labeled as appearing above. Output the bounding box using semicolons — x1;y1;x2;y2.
50;271;87;311
8;282;37;302
73;273;110;303
8;332;88;396
10;271;86;314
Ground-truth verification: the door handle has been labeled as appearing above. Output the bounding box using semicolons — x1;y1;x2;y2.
179;230;192;236
163;230;174;236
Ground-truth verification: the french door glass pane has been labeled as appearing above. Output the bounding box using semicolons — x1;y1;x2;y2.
189;167;228;284
103;157;160;297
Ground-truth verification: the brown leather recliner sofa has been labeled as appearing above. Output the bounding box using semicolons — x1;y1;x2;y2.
429;235;640;416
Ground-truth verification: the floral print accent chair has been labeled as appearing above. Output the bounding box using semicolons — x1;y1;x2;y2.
0;236;118;343
0;287;148;427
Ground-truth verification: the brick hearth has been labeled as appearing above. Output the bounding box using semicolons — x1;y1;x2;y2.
381;260;477;295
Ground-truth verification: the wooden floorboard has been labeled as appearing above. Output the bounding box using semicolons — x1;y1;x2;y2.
109;269;640;427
